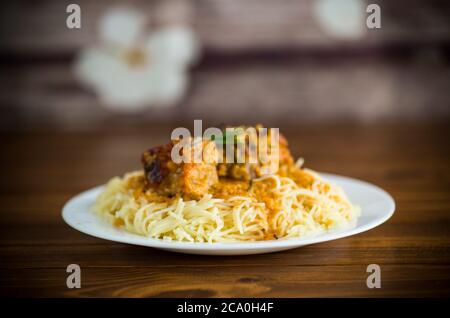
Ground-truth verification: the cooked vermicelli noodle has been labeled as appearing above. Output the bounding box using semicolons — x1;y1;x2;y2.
94;168;360;242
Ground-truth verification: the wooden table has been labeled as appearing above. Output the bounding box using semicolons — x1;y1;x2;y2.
0;123;449;297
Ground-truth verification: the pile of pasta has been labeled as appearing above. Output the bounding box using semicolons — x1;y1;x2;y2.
94;168;360;243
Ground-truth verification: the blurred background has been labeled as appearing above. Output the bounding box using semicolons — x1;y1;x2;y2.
0;0;449;130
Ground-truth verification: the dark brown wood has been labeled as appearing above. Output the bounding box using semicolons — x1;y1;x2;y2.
2;55;450;129
0;123;449;297
1;0;449;54
2;1;450;128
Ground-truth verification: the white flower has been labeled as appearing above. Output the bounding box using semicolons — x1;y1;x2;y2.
75;7;199;112
314;0;366;40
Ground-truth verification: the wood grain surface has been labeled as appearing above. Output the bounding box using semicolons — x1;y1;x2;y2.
0;123;449;297
3;55;449;129
2;0;449;54
2;0;450;128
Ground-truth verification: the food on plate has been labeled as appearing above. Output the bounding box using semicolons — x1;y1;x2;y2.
94;125;360;242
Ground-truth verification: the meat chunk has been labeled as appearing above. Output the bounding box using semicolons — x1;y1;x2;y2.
142;139;219;199
141;125;296;199
216;125;294;181
142;143;174;184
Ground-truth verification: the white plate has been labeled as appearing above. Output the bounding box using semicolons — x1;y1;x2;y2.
62;174;395;255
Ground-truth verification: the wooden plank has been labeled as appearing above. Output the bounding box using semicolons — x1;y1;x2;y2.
1;56;449;127
1;0;449;54
1;265;449;297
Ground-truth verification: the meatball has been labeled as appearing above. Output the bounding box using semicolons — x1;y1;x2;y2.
142;139;219;199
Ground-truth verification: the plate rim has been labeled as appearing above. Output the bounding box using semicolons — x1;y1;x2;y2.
62;173;396;251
